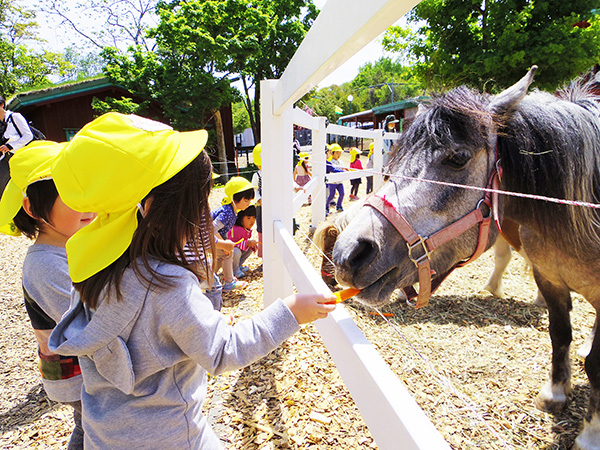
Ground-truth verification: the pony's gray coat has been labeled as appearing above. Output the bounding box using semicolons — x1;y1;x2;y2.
333;67;600;450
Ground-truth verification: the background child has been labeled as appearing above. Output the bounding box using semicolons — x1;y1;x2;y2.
48;113;335;450
325;143;346;214
293;151;312;188
0;141;96;450
251;143;263;259
349;147;363;200
227;205;257;278
366;142;374;194
211;176;255;290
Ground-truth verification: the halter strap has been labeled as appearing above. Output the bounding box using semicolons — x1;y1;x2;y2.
364;167;498;308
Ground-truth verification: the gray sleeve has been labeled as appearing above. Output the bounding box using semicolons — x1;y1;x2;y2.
155;274;300;375
22;251;72;323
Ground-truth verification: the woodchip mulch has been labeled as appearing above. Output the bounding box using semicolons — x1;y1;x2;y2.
0;183;595;449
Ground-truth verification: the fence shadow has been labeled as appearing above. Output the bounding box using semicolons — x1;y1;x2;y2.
0;384;57;434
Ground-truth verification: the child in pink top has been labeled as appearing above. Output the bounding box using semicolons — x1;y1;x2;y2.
349;147;363;200
227;205;258;278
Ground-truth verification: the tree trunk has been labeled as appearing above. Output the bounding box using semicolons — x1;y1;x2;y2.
213;108;228;178
242;76;258;145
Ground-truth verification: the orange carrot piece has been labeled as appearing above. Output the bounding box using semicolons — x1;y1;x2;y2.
326;288;361;304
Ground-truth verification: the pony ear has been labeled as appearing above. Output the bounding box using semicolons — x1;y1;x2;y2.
489;65;537;116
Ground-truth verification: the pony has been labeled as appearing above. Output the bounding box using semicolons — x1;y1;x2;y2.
331;67;600;450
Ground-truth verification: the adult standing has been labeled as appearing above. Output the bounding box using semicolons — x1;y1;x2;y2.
382;114;399;168
0;96;34;195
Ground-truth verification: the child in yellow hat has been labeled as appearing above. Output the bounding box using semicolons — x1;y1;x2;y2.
0;141;97;449
48;113;336;450
251;143;263;258
349;147;363;200
212;176;255;289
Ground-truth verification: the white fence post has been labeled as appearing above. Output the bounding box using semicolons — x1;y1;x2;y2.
261;79;294;306
311;116;327;228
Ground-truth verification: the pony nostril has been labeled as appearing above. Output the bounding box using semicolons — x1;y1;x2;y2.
346;239;378;269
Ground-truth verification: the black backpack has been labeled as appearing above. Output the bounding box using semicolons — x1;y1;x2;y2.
7;113;46;142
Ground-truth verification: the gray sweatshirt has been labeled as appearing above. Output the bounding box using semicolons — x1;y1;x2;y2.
49;258;299;449
22;244;82;402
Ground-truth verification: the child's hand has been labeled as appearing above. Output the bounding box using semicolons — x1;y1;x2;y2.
217;239;235;254
248;239;258;251
283;293;337;324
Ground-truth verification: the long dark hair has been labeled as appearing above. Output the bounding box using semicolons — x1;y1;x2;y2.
75;151;216;308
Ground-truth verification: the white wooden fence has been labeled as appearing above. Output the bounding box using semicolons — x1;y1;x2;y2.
260;1;450;448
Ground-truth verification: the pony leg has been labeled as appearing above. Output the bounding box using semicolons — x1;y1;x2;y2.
484;236;511;297
533;271;573;414
573;317;600;450
515;247;546;306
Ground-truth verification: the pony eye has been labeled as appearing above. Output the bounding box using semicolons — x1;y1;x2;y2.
443;150;471;169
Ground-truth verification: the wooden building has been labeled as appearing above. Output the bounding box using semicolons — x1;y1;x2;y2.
338;96;427;132
6;77;236;175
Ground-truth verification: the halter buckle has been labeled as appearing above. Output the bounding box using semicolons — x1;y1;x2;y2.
407;236;430;267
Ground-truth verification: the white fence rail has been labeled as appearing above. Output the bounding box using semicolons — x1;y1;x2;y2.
261;0;450;448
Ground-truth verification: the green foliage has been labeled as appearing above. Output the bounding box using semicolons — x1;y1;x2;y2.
299;57;425;124
91;96;148;116
0;0;71;95
232;100;250;134
102;0;316;140
383;0;600;91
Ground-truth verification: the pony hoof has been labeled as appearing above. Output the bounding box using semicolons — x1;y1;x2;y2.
572;415;600;450
483;283;504;298
535;381;570;414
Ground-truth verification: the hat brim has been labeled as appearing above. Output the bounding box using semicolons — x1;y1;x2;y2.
0;181;24;231
157;129;208;186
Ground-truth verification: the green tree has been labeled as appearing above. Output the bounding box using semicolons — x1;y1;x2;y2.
351;57;424;108
0;0;71;95
383;0;600;91
232;100;250;135
152;0;317;143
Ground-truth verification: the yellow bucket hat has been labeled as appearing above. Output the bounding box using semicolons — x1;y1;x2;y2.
52;112;208;283
0;141;66;236
329;143;342;153
221;176;254;205
368;142;374;158
253;143;261;167
350;147;361;162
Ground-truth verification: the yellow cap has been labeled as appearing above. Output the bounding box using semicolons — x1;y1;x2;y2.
350;147;361;162
52;112;208;282
0;141;66;236
298;151;309;159
368;142;374;158
222;176;254;205
253;143;262;167
329;143;342;153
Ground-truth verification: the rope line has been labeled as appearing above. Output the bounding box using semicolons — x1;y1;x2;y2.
309;160;600;209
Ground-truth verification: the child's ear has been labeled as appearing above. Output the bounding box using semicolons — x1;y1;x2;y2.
22;197;37;219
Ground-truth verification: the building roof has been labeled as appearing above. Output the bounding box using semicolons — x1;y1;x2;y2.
372;97;426;115
7;78;127;111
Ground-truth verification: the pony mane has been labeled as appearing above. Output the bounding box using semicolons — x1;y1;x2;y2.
499;79;600;258
391;87;497;167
